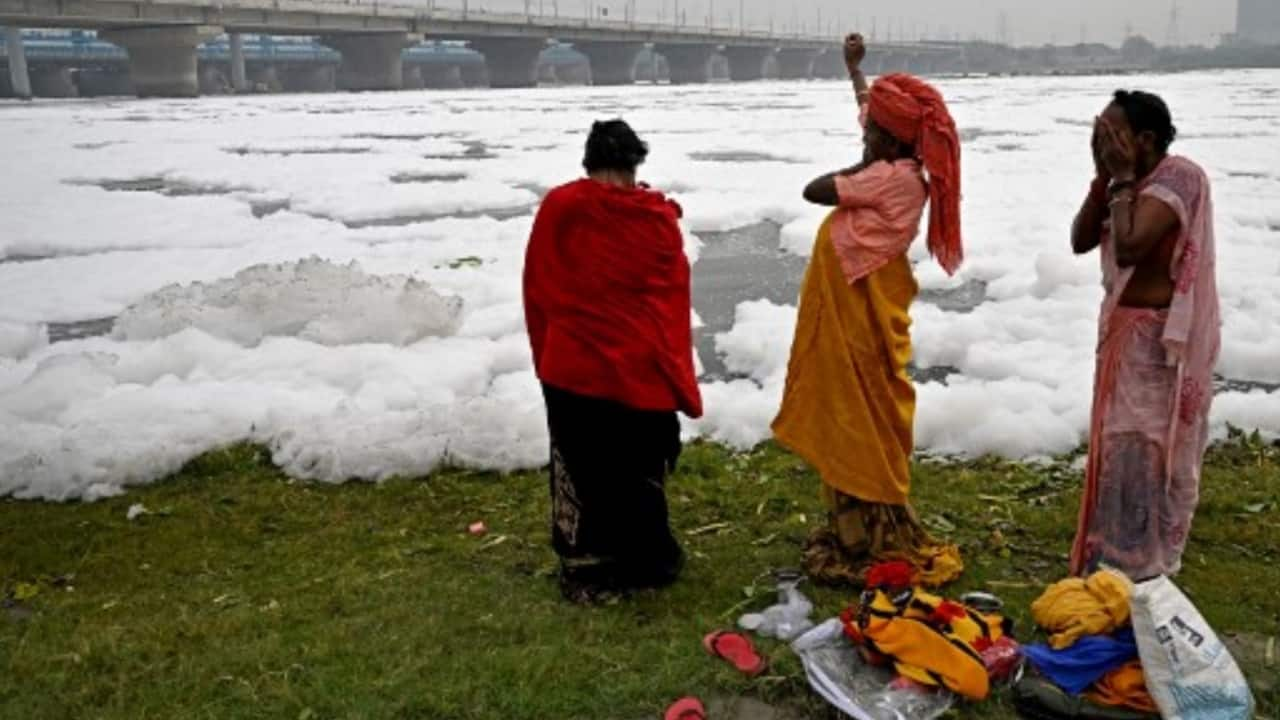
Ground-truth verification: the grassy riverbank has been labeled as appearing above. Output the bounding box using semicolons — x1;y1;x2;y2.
2;436;1277;719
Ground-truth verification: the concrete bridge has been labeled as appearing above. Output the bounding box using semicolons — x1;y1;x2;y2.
0;1;966;98
0;30;500;95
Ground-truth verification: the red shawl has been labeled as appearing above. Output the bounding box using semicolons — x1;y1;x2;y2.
523;178;703;418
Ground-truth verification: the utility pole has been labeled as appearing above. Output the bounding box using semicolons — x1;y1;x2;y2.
1165;1;1181;47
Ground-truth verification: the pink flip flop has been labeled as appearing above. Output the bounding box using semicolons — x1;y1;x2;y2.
664;697;706;720
703;630;767;677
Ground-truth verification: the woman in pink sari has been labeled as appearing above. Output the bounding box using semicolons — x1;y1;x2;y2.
1069;90;1220;580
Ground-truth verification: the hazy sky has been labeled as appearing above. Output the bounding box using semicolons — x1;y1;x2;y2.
469;0;1237;47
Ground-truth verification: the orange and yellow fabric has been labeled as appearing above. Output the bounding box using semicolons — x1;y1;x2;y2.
854;588;994;700
1031;570;1132;650
899;588;1007;648
1087;661;1158;713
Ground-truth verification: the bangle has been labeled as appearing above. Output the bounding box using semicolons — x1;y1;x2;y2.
1108;195;1134;208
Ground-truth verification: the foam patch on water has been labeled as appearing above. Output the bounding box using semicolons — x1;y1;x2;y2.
113;258;463;347
0;328;542;500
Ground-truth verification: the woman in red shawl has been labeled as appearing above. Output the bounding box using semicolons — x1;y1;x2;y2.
523;120;702;604
772;35;965;587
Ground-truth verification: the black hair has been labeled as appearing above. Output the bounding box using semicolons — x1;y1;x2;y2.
1111;90;1177;154
582;119;649;173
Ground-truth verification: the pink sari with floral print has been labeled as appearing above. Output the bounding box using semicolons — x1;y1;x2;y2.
1070;156;1221;580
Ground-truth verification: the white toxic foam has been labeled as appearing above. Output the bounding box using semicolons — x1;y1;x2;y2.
112;258;464;347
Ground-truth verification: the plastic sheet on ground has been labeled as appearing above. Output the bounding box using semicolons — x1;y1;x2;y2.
791;619;954;720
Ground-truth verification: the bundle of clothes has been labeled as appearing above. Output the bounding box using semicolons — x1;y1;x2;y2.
1014;570;1160;719
827;564;1254;720
838;562;1021;702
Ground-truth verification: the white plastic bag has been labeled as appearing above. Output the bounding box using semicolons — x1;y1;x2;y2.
738;576;815;641
791;619;953;720
1130;576;1255;720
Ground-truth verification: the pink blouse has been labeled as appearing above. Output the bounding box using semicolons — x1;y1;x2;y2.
830;159;928;284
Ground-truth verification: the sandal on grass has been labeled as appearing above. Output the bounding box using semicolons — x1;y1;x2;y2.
664;697;706;720
703;630;766;676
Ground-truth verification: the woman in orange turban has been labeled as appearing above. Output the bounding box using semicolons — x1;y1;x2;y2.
772;34;965;587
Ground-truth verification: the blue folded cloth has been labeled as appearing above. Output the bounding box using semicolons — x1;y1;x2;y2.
1022;626;1140;695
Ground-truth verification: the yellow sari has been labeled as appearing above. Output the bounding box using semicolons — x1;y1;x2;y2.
772;213;962;587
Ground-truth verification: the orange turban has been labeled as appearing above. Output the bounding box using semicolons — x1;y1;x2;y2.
867;73;963;275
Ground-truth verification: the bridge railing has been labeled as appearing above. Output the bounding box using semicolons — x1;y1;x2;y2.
284;0;841;39
0;9;963;52
89;0;843;44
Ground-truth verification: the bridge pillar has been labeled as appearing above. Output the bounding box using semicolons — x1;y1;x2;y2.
722;45;775;82
322;33;418;91
775;48;817;80
654;44;717;84
101;25;221;98
573;41;643;86
229;33;248;92
468;38;546;89
3;27;32;100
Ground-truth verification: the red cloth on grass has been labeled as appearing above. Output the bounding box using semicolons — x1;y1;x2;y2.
523;178;703;418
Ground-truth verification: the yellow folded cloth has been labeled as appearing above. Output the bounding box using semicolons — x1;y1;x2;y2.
1031;570;1132;650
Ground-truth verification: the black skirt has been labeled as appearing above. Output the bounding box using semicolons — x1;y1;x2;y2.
541;383;684;592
